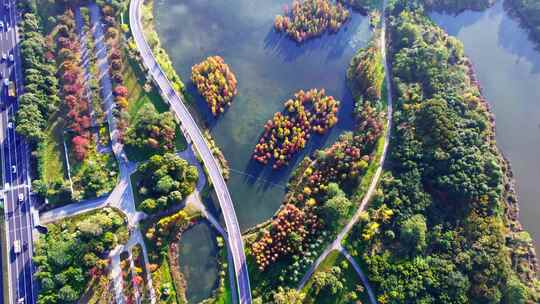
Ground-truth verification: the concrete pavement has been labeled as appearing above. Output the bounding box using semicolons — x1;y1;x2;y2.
129;0;252;302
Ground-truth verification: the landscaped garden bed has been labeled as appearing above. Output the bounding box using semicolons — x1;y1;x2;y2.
120;251;136;303
132;244;151;303
301;250;368;304
33;208;129;303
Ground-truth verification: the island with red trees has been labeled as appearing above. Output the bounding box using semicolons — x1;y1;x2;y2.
252;89;340;169
191;56;238;116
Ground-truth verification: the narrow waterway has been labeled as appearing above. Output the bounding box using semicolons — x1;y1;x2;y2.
178;223;219;303
431;0;540;251
154;0;372;229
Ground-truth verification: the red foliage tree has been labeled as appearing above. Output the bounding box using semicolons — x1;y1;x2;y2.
114;85;128;97
72;136;89;161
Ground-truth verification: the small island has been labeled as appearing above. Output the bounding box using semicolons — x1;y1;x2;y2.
191;56;238;116
252;89;340;169
274;0;351;43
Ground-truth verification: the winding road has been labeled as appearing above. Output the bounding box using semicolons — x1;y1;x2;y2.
298;1;393;301
128;0;252;303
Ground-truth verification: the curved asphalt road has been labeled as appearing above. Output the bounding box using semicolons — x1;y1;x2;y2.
298;0;393;296
128;1;252;303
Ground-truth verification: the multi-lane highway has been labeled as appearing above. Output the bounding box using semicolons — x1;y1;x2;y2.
129;0;252;302
0;0;36;303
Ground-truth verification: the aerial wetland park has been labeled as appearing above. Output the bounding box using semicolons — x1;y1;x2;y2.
0;0;539;303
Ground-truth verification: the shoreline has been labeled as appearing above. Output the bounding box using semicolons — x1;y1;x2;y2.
503;0;540;47
465;57;539;279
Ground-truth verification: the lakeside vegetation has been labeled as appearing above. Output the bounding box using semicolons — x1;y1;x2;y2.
191;56;238;117
252;89;340;169
274;0;351;42
33;208;128;303
420;0;496;12
142;207;201;303
338;0;382;12
139;0;184;94
344;1;540;303
245;32;386;302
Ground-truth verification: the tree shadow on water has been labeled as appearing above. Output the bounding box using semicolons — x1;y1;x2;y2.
241;122;334;193
262;15;363;63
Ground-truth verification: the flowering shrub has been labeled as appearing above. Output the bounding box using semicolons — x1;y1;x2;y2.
252;89;340;169
274;0;350;43
191;56;238;116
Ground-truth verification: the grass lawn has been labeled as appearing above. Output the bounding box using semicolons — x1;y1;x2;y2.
125;58;168;117
38;114;67;186
124;57;187;162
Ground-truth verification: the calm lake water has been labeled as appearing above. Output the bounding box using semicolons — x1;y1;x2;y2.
431;1;540;251
178;222;219;303
154;0;372;229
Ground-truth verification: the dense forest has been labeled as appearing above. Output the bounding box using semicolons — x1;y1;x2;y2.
346;1;540;303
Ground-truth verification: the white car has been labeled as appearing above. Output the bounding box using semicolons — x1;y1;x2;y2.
9;53;13;62
7;121;12;129
18;193;23;202
11;165;16;174
14;240;21;254
4;79;9;86
1;53;6;61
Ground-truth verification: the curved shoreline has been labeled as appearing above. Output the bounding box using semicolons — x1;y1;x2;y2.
466;58;539;279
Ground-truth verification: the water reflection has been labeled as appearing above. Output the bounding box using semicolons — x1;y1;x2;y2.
179;222;219;303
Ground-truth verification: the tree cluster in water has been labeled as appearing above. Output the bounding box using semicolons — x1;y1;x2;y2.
191;56;238;116
252;88;340;169
274;0;351;42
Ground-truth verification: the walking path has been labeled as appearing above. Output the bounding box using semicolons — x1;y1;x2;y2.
340;247;377;304
129;0;252;302
297;0;393;299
